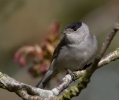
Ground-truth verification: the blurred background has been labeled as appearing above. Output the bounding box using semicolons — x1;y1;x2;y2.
0;0;119;100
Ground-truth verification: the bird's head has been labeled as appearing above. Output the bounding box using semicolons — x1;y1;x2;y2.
62;22;91;44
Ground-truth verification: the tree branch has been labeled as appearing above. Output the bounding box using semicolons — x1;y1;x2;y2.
0;72;58;100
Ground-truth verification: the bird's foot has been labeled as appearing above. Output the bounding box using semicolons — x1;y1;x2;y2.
66;69;77;81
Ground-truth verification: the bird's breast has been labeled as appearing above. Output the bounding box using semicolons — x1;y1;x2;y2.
53;36;98;71
53;45;85;71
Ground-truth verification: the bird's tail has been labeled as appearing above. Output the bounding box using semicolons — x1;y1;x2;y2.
36;68;58;89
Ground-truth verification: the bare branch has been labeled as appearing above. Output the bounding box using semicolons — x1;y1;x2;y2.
89;15;119;73
0;72;58;100
98;48;119;68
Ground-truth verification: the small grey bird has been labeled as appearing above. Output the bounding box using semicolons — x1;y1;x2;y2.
36;22;98;89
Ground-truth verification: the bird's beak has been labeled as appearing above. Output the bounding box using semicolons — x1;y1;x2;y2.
61;30;66;34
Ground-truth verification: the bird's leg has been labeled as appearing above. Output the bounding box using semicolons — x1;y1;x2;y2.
66;68;77;81
82;63;92;70
66;63;92;81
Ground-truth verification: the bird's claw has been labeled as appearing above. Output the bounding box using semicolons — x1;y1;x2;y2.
66;69;77;82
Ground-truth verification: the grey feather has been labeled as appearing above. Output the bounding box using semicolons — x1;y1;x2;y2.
36;22;98;89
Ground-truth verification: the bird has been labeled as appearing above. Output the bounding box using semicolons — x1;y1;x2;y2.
36;21;98;89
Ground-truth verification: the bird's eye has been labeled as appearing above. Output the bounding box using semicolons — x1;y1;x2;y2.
72;25;78;31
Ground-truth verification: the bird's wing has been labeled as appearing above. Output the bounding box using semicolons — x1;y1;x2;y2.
52;37;66;61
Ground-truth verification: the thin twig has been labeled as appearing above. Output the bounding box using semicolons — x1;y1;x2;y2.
89;15;119;73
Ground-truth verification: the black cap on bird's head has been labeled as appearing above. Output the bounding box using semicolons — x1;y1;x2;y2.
65;22;82;31
62;22;82;34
